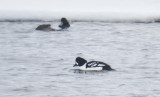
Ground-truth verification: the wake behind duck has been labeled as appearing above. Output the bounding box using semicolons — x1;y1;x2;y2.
73;57;115;71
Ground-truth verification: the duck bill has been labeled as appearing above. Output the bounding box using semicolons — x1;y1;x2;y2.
73;64;78;67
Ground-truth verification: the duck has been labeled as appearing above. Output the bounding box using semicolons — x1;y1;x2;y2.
36;17;70;31
36;24;56;31
73;57;115;71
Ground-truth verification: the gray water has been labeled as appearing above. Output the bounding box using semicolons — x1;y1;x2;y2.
0;21;160;97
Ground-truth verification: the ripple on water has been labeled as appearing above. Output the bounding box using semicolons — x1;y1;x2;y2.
0;22;160;97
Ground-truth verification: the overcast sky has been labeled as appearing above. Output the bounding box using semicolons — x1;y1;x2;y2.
0;0;160;20
0;0;160;13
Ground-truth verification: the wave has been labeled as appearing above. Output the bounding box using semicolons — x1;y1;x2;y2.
0;11;160;23
1;18;160;23
0;0;160;23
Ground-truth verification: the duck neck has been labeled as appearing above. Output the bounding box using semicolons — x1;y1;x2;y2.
81;63;87;69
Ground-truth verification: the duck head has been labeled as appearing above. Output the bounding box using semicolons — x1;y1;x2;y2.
74;57;87;67
59;17;70;29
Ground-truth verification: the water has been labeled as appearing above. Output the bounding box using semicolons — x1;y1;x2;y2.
0;21;160;97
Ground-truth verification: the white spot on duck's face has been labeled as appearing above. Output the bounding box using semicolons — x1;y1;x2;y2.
75;62;78;65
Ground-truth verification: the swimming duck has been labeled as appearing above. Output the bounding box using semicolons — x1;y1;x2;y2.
36;24;55;31
73;57;115;71
36;17;70;31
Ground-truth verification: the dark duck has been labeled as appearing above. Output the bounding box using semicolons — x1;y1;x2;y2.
36;17;70;31
73;57;115;71
59;18;70;29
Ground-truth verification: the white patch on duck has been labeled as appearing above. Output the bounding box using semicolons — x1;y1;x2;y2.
73;63;103;71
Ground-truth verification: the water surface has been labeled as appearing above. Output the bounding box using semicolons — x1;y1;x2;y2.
0;22;160;97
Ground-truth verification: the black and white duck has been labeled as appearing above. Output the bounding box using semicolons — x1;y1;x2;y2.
73;57;115;71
